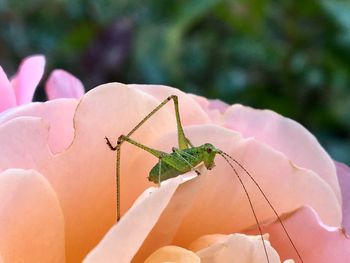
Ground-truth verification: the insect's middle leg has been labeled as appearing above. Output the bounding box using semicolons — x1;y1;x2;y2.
158;158;162;187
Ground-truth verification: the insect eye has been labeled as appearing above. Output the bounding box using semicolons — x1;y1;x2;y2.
207;148;212;153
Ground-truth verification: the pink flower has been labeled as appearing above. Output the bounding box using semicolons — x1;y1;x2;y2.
0;83;348;262
0;55;84;112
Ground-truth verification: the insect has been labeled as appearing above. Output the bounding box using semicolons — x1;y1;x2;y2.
105;95;304;263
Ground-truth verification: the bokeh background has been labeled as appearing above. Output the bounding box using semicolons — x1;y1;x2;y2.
0;0;349;164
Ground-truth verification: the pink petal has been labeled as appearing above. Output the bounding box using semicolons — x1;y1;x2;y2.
208;99;229;112
253;206;350;263
334;161;350;233
0;66;16;111
0;99;78;153
130;84;211;125
189;94;230;124
45;69;85;100
223;105;341;203
190;94;229;113
11;55;45;105
0;169;65;262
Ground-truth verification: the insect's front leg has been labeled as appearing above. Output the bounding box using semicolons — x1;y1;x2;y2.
194;163;206;176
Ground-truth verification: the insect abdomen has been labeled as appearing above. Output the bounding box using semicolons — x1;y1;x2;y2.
148;161;183;183
148;147;203;184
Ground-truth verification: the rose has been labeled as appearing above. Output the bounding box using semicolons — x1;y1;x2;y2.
0;83;348;262
0;55;84;113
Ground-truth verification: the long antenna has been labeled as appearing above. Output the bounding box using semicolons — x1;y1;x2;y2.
220;151;304;263
220;153;270;263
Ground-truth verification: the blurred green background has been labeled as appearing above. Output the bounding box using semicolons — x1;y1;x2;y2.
0;0;349;164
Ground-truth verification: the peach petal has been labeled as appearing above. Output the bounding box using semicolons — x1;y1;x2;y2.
0;116;99;263
0;66;16;111
130;124;340;260
66;83;179;261
0;83;179;261
223;105;341;203
196;234;281;263
335;161;350;233
0;169;65;262
144;246;200;263
71;83;181;211
11;55;45;105
84;176;185;263
0;99;78;153
129;84;211;125
188;234;228;252
45;69;85;100
0;117;52;171
255;206;350;262
129;171;206;262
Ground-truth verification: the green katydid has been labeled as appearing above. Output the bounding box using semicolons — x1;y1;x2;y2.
105;95;304;263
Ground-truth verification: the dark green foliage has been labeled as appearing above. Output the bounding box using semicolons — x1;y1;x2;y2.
0;0;349;163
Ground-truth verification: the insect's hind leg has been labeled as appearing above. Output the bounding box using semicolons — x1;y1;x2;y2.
105;134;167;222
104;94;193;221
169;95;194;149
